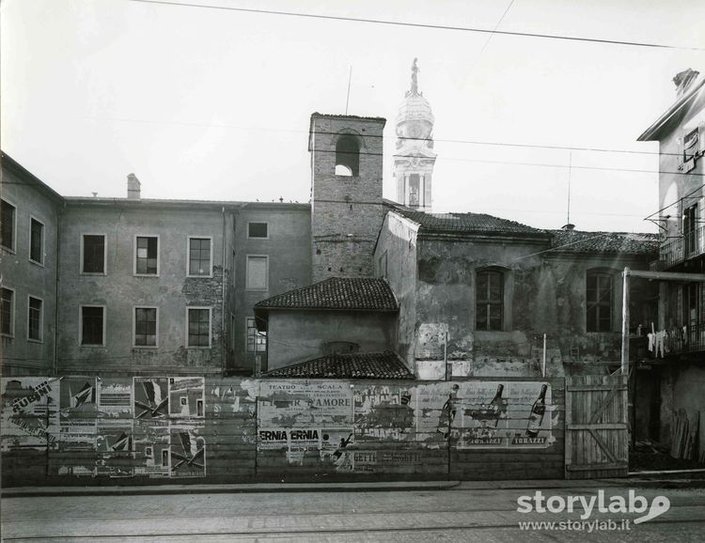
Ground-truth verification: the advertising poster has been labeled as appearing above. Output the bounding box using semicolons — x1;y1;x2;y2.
354;385;415;441
416;381;553;449
134;377;169;419
257;381;354;462
168;377;205;418
132;419;170;477
96;420;134;477
169;424;206;478
1;377;60;451
58;377;99;451
258;381;353;427
97;378;133;419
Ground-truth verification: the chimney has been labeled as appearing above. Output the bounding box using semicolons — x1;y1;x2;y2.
127;173;141;200
673;69;699;97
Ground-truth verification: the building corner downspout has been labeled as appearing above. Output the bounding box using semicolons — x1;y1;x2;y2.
221;206;227;377
621;267;630;376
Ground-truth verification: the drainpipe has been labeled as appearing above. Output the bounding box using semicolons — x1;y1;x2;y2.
621;267;630;375
221;206;227;376
53;202;64;376
542;333;547;377
443;330;449;380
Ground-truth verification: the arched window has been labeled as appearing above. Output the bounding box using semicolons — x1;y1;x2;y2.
586;270;613;332
476;268;504;331
335;136;359;176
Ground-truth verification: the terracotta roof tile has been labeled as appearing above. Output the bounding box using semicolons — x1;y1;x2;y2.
549;230;659;256
395;209;546;236
263;351;414;379
254;277;398;311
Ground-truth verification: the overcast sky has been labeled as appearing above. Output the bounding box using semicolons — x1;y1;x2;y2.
3;0;705;232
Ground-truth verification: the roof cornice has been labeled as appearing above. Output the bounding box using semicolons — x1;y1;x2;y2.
637;76;705;142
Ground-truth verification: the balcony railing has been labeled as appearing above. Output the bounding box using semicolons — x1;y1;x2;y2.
665;323;705;355
660;226;705;267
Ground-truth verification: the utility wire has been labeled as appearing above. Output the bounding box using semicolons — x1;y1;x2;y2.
76;116;679;157
127;0;705;52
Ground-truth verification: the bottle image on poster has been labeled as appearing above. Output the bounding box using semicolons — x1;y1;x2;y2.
525;384;548;437
487;384;504;427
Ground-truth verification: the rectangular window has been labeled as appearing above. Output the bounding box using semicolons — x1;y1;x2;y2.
246;316;267;352
135;236;158;275
134;307;157;347
683;204;699;256
586;272;613;332
1;199;16;252
246;255;268;290
81;306;105;345
29;218;44;264
248;222;268;239
476;270;504;331
1;288;14;336
82;235;106;274
187;308;211;347
188;237;212;276
28;296;43;341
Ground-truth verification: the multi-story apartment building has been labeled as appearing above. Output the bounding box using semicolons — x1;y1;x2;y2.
1;154;63;376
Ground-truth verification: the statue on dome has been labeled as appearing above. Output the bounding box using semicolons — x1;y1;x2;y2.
410;57;419;95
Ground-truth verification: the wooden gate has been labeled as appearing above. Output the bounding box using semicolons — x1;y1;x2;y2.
565;374;628;478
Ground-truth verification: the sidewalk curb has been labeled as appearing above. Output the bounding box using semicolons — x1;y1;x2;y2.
2;480;461;498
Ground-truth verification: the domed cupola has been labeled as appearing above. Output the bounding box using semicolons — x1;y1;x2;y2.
394;58;437;212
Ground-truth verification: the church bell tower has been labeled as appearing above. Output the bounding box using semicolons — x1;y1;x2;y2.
394;58;436;212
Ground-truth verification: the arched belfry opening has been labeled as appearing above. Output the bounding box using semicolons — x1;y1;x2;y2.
335;135;360;176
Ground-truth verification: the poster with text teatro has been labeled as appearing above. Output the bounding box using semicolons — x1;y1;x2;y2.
258;381;353;427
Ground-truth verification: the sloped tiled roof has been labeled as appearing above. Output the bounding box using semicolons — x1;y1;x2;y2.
254;277;398;311
263;351;414;379
549;230;659;256
395;209;547;236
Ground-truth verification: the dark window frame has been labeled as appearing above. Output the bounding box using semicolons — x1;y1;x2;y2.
135;235;159;275
29;217;44;264
82;234;106;274
476;269;505;331
1;287;14;336
187;307;211;348
134;307;158;347
81;305;105;346
247;222;269;239
188;237;212;276
586;271;613;332
1;199;16;252
246;316;267;352
28;296;43;342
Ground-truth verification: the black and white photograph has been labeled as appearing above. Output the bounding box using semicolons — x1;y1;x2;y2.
1;0;705;541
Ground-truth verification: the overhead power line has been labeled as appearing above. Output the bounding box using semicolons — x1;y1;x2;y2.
128;0;705;52
81;115;676;157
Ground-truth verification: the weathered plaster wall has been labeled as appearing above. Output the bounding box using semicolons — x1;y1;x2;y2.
231;205;311;373
1;162;61;376
266;311;397;370
411;237;656;378
57;203;228;375
656;87;705;250
374;212;418;370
